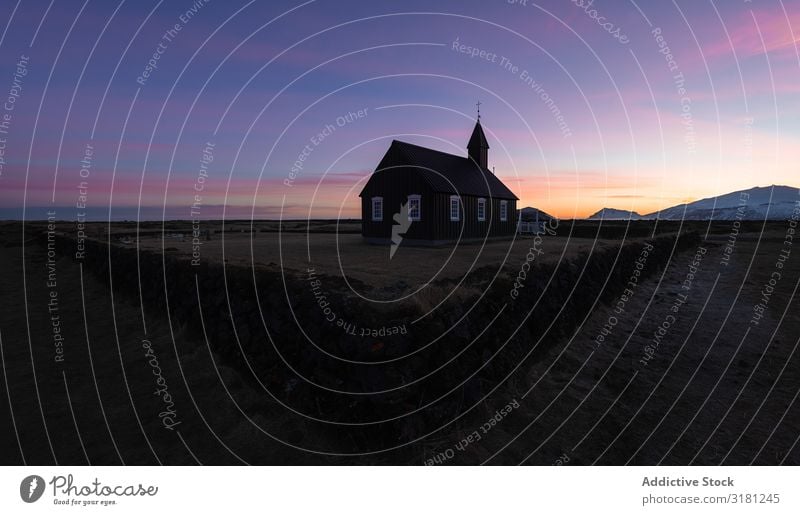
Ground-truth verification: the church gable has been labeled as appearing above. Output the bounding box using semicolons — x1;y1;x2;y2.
360;117;518;243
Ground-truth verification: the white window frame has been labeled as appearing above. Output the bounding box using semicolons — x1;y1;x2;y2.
477;198;487;221
371;196;383;221
407;194;421;221
449;195;460;221
500;200;508;221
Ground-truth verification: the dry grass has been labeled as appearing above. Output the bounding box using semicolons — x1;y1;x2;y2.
133;231;625;294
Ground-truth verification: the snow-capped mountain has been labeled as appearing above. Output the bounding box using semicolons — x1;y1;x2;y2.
648;185;799;220
587;185;799;221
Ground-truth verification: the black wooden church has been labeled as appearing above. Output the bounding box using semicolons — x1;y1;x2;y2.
359;117;518;244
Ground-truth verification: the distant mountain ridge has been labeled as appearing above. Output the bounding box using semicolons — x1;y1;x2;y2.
519;206;555;222
588;185;799;221
587;208;643;220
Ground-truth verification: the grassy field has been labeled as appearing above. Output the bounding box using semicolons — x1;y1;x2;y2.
60;219;665;298
0;223;334;464
138;231;624;293
3;219;798;464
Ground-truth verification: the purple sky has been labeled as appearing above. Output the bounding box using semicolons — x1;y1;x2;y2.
0;0;798;219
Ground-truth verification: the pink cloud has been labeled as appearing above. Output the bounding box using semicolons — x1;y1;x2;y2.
701;7;800;62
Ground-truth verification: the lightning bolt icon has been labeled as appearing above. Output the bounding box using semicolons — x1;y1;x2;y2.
390;202;413;260
28;477;37;499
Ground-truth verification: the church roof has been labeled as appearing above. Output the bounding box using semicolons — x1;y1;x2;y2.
467;119;489;150
369;140;518;200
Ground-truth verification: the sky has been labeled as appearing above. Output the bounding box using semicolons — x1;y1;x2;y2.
0;0;798;220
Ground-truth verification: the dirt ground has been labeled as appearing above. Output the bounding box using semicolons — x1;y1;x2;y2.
135;230;629;297
2;221;798;465
451;233;800;465
0;226;333;465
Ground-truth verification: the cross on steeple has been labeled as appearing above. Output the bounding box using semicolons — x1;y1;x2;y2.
476;101;482;120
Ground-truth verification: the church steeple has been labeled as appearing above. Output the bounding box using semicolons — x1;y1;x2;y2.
467;117;489;169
